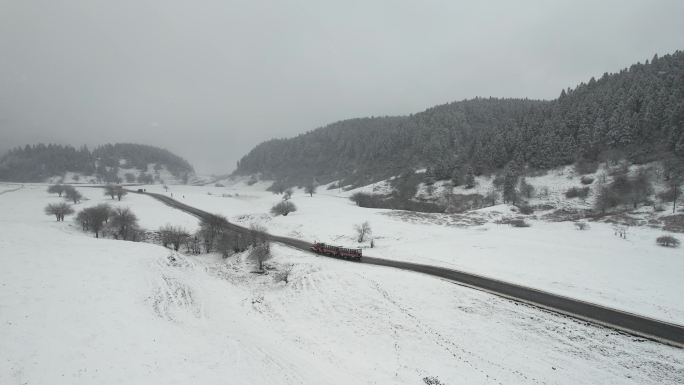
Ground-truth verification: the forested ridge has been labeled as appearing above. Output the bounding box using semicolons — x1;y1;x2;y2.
0;143;194;182
235;51;684;186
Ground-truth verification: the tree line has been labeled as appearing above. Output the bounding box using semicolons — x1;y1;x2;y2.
0;143;194;182
235;51;684;188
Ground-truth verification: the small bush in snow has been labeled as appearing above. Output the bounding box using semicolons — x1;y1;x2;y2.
517;205;534;215
574;222;590;230
656;235;680;248
271;201;297;216
423;376;445;385
509;219;530;228
580;176;595;185
565;186;590;199
273;264;294;284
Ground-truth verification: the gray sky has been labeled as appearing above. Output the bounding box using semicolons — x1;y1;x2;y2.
1;0;683;173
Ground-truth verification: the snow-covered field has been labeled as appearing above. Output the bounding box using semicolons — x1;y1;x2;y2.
135;178;684;326
2;183;684;384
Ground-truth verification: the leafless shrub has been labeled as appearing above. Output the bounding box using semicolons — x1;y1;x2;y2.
47;184;66;197
44;202;74;221
566;186;590;199
271;201;297;216
109;206;139;240
273;264;294;284
249;224;269;247
509;219;530;228
423;376;446;385
574;222;590;230
613;224;628;239
159;224;190;251
248;243;271;271
354;221;372;242
64;186;82;204
305;182;317;197
656;235;680;248
77;204;111;238
198;214;229;252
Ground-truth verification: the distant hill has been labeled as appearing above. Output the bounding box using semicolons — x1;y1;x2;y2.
235;50;684;187
0;143;194;183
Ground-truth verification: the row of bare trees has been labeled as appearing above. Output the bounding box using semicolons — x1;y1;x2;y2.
45;199;141;240
48;184;83;204
158;218;272;271
104;185;128;201
74;204;141;240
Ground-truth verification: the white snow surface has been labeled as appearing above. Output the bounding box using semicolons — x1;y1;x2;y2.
1;183;684;384
142;178;684;325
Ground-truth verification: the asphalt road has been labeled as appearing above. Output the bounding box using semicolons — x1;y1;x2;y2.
139;190;684;348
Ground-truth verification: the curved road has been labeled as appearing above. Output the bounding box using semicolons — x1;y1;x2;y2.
139;190;684;348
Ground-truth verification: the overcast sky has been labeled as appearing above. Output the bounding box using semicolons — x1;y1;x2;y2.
1;0;683;173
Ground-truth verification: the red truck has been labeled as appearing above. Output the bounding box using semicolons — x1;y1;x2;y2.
310;242;362;260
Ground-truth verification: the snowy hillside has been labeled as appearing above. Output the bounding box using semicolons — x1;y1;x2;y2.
141;176;684;325
2;184;684;384
46;163;194;185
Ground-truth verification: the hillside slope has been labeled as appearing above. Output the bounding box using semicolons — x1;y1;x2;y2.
2;184;683;384
0;143;194;183
235;51;684;186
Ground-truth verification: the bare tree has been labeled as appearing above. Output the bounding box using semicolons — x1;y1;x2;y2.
109;207;139;240
184;235;202;254
246;224;271;271
305;182;317;197
270;181;286;195
47;184;66;197
115;186;128;201
354;221;372;243
216;231;241;258
574;222;590;230
248;242;271;271
159;224;190;251
44;202;74;221
248;224;269;247
198;214;228;252
104;185;117;200
64;187;83;204
78;204;111;238
270;201;297;216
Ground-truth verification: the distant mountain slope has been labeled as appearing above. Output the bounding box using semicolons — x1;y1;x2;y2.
0;143;194;183
235;51;684;186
